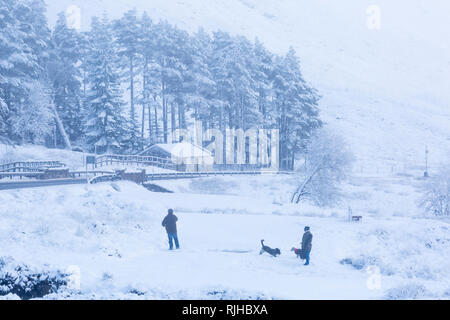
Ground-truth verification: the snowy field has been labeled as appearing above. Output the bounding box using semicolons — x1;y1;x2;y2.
1;175;449;300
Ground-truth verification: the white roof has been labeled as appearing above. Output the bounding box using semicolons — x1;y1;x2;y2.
145;143;214;164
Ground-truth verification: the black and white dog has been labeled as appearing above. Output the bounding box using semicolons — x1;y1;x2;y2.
260;240;281;257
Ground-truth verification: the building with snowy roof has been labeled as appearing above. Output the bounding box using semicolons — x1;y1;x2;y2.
139;142;214;172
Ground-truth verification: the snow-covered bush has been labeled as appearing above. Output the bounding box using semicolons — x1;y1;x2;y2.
340;255;395;276
291;128;354;206
385;284;430;300
419;168;450;216
0;257;68;300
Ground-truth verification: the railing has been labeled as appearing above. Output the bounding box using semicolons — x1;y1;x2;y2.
0;170;114;181
0;178;88;191
0;172;42;180
95;154;177;171
1;167;293;189
145;170;292;181
0;161;65;173
69;170;115;178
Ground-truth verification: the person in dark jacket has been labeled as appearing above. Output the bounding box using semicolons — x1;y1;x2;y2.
301;226;313;265
162;209;179;250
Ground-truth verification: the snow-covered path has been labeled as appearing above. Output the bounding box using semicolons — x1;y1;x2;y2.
94;212;379;300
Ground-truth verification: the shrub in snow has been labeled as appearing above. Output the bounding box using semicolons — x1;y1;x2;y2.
0;257;68;300
206;289;272;300
419;168;450;216
385;284;430;300
291;128;354;206
340;256;394;276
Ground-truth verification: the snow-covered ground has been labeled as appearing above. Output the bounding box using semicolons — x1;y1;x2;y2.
0;144;87;170
1;175;449;300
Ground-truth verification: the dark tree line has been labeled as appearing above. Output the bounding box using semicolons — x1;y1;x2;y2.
0;1;322;169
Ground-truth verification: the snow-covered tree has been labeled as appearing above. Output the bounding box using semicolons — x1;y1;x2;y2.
419;168;450;216
210;32;260;131
0;94;8;137
10;81;54;145
253;38;275;129
291;128;354;207
272;47;322;170
0;0;40;140
188;28;217;130
113;9;143;151
48;12;83;145
83;16;128;154
1;7;323;161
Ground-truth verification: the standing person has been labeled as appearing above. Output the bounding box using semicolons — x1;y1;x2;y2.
162;209;180;250
301;226;313;265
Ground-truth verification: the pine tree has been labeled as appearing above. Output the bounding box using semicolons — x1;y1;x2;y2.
113;9;143;152
138;12;160;143
272;47;321;170
23;0;50;67
1;6;322;169
253;38;275;128
84;16;128;154
152;21;187;142
48;12;83;145
187;28;216;130
233;36;260;130
209;31;236;131
0;0;64;146
0;0;40;139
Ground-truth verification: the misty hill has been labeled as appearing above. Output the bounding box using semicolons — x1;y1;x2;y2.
45;0;450;172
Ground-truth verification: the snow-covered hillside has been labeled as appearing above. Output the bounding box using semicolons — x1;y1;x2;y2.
1;177;449;299
45;0;450;171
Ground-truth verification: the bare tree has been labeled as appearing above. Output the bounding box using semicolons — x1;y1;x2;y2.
291;128;354;206
419;168;450;216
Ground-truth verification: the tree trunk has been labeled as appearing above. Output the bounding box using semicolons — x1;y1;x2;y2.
141;57;147;139
171;103;176;135
130;57;135;122
291;161;324;203
148;102;152;142
52;105;72;150
154;100;159;142
163;95;167;143
178;103;185;129
162;57;168;143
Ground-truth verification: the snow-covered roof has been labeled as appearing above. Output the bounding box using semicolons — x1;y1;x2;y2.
141;142;214;164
